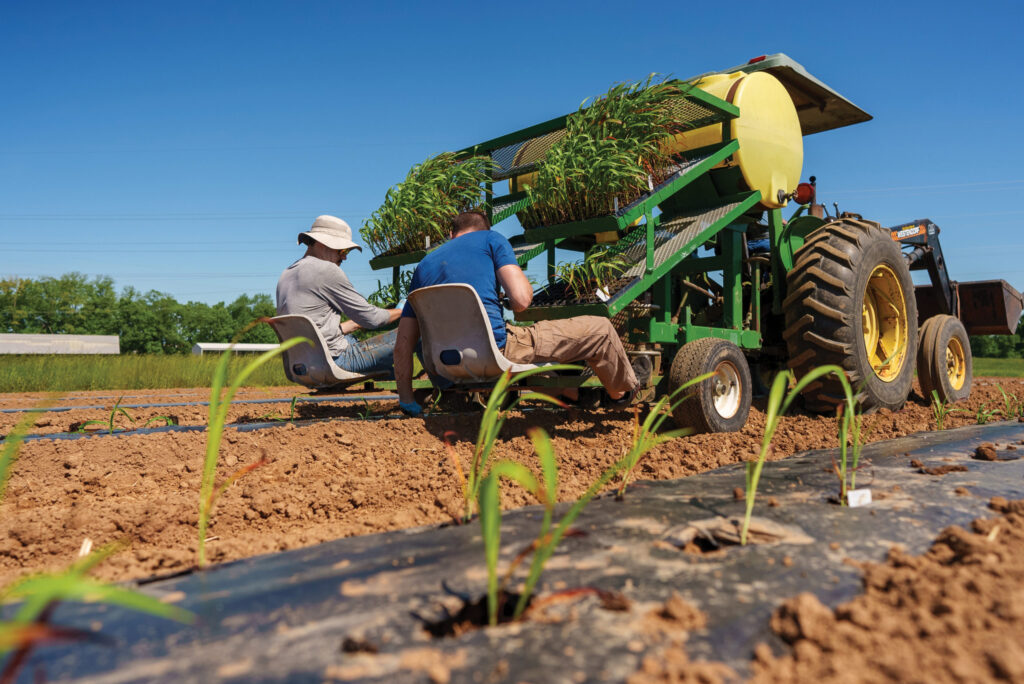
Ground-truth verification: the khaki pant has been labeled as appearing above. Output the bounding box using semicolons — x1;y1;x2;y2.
503;316;637;395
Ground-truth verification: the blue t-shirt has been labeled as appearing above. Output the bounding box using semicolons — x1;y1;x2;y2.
402;230;518;349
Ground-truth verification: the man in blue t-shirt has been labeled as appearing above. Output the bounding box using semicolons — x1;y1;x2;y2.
394;211;642;416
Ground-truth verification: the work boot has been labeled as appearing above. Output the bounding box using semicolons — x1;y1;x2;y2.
603;355;653;408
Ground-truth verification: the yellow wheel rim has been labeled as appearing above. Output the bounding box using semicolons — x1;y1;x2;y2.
946;336;967;390
861;264;908;382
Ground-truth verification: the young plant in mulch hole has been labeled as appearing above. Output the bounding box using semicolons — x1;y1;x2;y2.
443;365;578;524
421;367;636;635
197;328;311;568
422;429;632;635
742;364;866;545
0;409;193;682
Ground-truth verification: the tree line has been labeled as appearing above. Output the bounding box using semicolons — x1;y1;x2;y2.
3;273;1021;358
1;274;277;354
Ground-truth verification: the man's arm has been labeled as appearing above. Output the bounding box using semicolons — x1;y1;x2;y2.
340;308;399;334
321;267;394;330
496;264;533;312
394;317;421;405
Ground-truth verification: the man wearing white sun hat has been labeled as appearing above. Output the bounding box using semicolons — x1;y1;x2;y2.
276;215;403;375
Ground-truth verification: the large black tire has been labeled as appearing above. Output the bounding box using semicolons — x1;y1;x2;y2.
783;219;918;412
668;337;752;433
917;314;972;403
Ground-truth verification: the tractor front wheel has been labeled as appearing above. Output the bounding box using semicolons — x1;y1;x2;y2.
668;337;752;433
784;218;918;412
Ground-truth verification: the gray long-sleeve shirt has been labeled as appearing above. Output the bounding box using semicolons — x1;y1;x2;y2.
276;256;391;356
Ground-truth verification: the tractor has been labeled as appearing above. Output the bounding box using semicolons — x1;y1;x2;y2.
269;54;1023;432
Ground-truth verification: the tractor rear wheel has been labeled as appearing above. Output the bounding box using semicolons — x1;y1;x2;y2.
668;337;752;433
783;218;917;412
917;314;972;404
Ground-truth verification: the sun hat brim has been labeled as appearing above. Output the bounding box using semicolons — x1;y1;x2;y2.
297;231;362;252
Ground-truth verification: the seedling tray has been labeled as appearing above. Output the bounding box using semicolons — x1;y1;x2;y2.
14;422;1024;683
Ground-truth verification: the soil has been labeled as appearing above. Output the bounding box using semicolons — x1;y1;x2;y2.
2;378;1023;586
749;497;1024;683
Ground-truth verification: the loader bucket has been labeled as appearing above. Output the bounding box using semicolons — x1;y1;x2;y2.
957;280;1024;335
917;280;1024;336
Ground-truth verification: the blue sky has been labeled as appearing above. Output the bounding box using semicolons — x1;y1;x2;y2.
2;1;1022;305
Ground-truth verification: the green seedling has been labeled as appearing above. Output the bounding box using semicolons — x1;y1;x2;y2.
975;403;1001;425
997;384;1022;419
198;335;311;568
615;371;714;498
0;542;193;678
555;247;631;300
519;76;690;229
367;270;414;309
930;390;964;431
75;396;136;434
479;428;630;625
143;415;176;428
743;365;857;544
360;153;496;257
358;398;373;420
453;366;579;523
255;395;302;424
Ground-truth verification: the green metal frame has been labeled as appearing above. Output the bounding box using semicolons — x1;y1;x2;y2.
350;79;826;396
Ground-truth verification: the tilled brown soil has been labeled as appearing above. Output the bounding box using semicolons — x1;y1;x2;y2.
749;497;1024;683
1;379;1022;586
628;498;1024;684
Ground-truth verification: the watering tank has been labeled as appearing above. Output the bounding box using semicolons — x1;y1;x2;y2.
510;70;803;210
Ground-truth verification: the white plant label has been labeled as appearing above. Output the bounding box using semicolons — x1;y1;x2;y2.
847;488;872;508
596;287;610;302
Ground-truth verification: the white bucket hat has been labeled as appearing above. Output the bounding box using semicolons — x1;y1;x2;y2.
298;215;362;252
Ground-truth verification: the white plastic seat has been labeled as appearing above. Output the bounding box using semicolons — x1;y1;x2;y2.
407;283;550;384
265;315;388;389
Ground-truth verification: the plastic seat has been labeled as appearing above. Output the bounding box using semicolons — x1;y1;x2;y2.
265;315;388;389
407;283;549;384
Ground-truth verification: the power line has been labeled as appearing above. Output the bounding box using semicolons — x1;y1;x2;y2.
830;179;1024;195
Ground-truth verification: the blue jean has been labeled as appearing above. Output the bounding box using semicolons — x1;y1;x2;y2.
333;329;398;378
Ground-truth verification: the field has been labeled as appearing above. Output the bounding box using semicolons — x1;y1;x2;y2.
0;354;291;392
973;356;1024;377
3;354;1021;394
2;376;1023;583
3;375;1024;681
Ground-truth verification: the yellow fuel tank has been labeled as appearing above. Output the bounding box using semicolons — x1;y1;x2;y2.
511;71;803;209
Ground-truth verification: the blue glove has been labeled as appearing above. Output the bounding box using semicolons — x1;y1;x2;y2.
399;400;423;417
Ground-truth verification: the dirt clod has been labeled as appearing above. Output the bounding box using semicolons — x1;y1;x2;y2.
975;443;999;461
